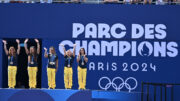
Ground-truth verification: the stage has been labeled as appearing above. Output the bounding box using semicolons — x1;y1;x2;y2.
0;3;180;101
0;88;141;101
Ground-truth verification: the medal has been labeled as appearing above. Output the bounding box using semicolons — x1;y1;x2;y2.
81;62;84;65
10;62;13;64
50;62;55;65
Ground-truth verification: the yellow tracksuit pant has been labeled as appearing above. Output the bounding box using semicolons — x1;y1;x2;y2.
28;67;38;88
8;66;17;88
64;67;73;89
78;66;87;89
47;68;56;89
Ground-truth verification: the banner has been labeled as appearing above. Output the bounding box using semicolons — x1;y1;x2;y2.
42;23;180;92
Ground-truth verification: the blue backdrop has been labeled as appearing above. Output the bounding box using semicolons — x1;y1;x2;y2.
0;4;180;95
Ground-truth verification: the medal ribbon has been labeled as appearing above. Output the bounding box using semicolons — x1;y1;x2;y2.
50;54;55;62
31;56;34;63
68;57;70;66
11;56;13;63
81;56;84;63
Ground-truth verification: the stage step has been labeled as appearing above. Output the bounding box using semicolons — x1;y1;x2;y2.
0;89;141;101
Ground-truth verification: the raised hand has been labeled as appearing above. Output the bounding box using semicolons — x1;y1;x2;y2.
59;44;64;47
24;38;29;43
16;39;21;55
73;44;76;47
44;47;47;51
2;40;7;44
16;39;20;44
34;39;39;43
2;40;9;55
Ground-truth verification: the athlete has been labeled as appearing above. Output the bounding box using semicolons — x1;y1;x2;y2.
2;39;20;88
77;48;88;90
24;39;40;89
44;46;58;89
59;44;76;89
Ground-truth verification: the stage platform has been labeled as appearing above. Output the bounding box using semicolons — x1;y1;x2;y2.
0;88;141;101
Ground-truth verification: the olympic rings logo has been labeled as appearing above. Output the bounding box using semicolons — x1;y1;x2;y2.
98;77;138;92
